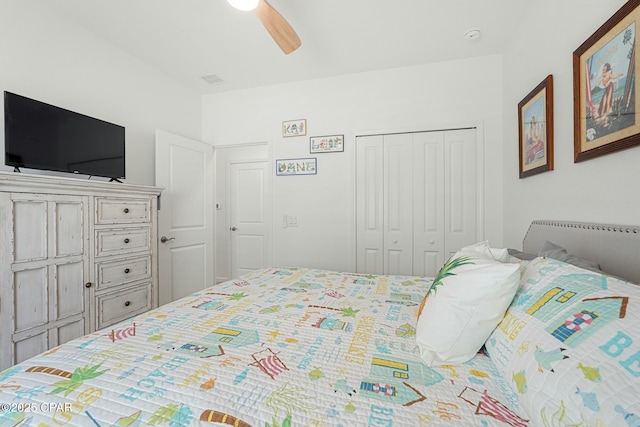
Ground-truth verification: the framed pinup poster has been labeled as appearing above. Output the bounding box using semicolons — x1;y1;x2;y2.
573;0;640;162
518;75;554;178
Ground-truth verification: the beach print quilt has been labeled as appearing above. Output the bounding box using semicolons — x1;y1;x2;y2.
0;267;524;426
486;258;640;426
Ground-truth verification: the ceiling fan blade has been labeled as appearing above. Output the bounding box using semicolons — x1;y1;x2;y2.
255;0;301;54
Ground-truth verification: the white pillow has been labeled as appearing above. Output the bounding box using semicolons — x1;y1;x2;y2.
416;247;521;366
461;240;511;263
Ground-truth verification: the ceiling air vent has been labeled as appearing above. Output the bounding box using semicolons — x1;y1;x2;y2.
201;74;224;85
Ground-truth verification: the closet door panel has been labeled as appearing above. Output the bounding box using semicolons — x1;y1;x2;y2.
386;249;405;275
444;128;478;256
420;252;442;278
361;249;381;274
356;136;384;274
413;132;445;277
383;134;413;276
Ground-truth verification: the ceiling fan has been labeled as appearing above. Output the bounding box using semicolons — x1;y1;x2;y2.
227;0;301;54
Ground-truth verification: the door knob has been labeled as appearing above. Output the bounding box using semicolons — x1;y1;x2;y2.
160;236;175;243
230;227;238;231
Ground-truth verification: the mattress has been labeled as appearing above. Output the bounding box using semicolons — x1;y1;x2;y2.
0;267;525;426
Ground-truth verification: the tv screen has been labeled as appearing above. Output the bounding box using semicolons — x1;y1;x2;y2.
4;91;125;179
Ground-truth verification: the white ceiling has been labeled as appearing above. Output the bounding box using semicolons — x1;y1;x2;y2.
51;0;530;94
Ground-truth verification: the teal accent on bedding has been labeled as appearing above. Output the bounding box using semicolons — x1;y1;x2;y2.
486;257;640;425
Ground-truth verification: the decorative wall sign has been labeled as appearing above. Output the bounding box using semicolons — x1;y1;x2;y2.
282;119;307;137
518;75;554;178
573;0;640;162
276;158;317;176
310;135;344;153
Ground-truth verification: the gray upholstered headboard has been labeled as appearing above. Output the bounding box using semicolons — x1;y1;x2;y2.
522;220;640;284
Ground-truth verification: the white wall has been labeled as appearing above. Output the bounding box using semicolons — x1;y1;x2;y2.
203;55;505;274
0;1;201;186
502;0;639;249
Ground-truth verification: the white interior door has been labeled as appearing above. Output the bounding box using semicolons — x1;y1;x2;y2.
155;130;214;305
229;161;270;278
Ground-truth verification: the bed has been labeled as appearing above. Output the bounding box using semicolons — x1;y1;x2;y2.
0;220;638;426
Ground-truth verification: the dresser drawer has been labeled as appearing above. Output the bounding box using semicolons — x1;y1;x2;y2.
96;256;151;290
95;227;150;257
95;197;151;224
96;284;151;329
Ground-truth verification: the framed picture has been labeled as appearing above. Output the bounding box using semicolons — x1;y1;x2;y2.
282;119;307;137
518;75;554;178
573;0;640;162
276;158;317;176
310;135;344;153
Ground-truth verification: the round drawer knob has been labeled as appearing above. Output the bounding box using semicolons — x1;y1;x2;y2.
85;282;92;288
124;268;130;274
124;301;131;307
124;238;130;244
124;208;130;213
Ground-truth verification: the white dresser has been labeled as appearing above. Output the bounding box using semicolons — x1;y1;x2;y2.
0;172;161;369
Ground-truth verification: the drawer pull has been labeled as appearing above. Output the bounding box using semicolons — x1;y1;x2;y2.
124;238;130;244
124;268;131;274
85;282;92;288
124;301;131;307
124;208;130;213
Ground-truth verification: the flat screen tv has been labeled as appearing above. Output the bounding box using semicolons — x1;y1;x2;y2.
4;91;125;180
